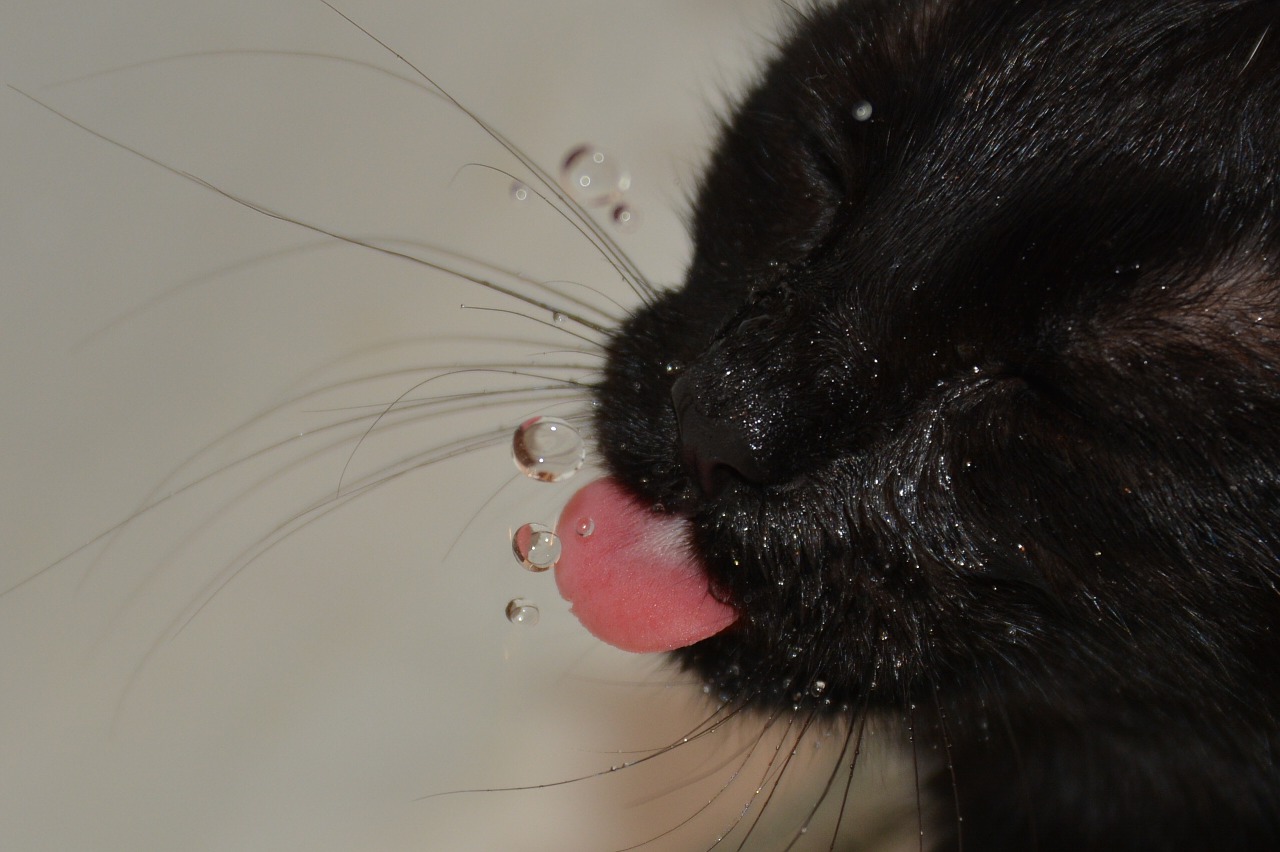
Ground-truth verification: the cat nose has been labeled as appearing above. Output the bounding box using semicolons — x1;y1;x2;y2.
671;374;773;497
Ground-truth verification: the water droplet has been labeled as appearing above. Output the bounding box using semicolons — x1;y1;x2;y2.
552;311;566;324
512;416;585;482
509;180;530;202
611;203;641;232
512;523;562;572
810;680;827;696
853;100;874;121
505;598;540;625
560;145;630;206
575;517;595;537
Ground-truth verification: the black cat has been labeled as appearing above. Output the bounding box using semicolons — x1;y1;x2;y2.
556;0;1280;848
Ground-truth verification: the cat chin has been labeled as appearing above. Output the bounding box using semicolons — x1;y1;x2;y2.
553;476;737;652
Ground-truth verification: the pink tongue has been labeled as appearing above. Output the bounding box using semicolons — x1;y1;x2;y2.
553;478;737;653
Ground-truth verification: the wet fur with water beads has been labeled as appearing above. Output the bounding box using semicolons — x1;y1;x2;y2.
551;0;1280;848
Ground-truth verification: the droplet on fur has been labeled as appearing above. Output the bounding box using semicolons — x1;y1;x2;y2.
853;100;874;121
506;598;540;625
509;181;530;202
575;517;595;537
611;203;641;232
512;416;585;482
512;524;561;572
560;145;630;206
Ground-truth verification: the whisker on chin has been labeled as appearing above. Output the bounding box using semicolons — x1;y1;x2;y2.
811;714;868;852
611;709;791;852
731;709;823;851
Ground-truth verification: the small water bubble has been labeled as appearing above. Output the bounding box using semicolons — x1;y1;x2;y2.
611;203;641;232
853;100;874;121
560;144;630;206
505;598;540;625
575;517;595;537
512;416;585;482
810;680;827;697
512;523;562;572
552;311;566;324
509;180;530;202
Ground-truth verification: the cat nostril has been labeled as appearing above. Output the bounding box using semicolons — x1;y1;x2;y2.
671;374;772;498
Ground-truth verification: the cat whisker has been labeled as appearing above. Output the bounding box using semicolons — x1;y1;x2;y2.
418;695;769;815
685;708;809;851
160;424;517;636
102;418;524;727
728;709;823;851
50;48;429;99
76;239;333;348
316;0;657;307
103;387;576;615
12;87;616;337
51;42;643;325
459;304;604;347
535;276;633;320
388;234;625;328
930;680;965;851
609;712;791;852
61;380;577;609
311;375;590;414
522;348;607;361
335;366;591;495
807;714;869;852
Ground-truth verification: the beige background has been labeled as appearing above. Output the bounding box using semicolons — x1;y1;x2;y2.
0;2;913;850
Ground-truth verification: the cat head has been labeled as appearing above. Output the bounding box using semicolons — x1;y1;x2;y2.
584;0;1280;717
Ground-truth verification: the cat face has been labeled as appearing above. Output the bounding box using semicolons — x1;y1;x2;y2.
591;0;1280;723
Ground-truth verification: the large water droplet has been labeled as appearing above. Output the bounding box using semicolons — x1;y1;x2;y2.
853;100;874;121
560;145;630;207
505;598;540;625
512;416;585;482
512;523;561;572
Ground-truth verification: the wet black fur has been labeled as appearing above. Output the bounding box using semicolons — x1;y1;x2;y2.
595;1;1280;848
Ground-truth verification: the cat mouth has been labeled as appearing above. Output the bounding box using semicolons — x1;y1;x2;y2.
553;477;739;653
